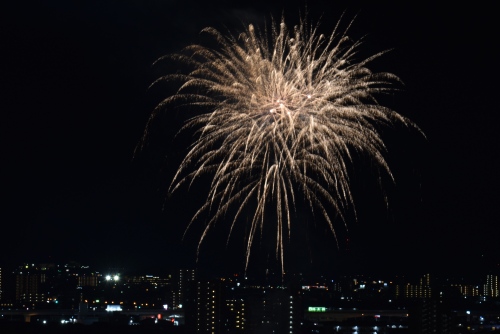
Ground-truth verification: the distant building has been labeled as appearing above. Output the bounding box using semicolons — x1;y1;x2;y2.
122;274;172;309
226;298;245;332
244;286;302;334
396;273;432;299
184;277;303;334
15;264;46;306
483;274;499;298
408;298;456;334
450;283;479;298
129;274;171;287
0;267;18;306
195;279;226;333
173;269;196;309
78;273;100;287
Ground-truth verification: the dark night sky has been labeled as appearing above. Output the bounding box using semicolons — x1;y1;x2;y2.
1;1;498;279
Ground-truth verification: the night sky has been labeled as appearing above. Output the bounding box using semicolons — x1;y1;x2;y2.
1;1;498;279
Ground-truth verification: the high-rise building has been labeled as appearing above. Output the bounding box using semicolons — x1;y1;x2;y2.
396;274;432;299
195;279;226;333
124;274;172;310
78;273;100;287
189;278;247;333
244;286;302;334
0;267;16;306
173;269;196;309
409;298;455;334
226;298;245;332
483;274;499;298
451;284;479;298
15;264;46;306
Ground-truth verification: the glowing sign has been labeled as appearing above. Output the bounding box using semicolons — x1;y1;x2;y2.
308;307;326;312
106;305;122;312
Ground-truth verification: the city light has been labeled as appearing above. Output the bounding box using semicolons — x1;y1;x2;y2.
3;262;499;332
105;274;120;281
106;305;123;312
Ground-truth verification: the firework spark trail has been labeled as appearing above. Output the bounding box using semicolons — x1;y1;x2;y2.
142;14;422;274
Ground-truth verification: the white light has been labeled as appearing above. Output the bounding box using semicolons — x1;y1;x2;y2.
106;305;122;312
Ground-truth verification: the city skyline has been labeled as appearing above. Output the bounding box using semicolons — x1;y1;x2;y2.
1;1;499;279
3;263;499;333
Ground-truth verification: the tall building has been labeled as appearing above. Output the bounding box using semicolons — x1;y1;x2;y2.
195;279;226;334
191;278;246;334
0;267;16;306
409;298;455;334
124;274;172;309
451;284;479;298
226;298;245;332
483;274;499;298
78;273;100;287
396;273;432;299
173;269;196;309
15;264;46;306
245;286;302;334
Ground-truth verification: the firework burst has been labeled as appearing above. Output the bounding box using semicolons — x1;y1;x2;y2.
142;14;421;274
